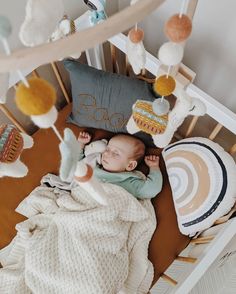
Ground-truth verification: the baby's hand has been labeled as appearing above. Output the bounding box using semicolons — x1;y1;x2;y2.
77;131;91;145
144;155;160;170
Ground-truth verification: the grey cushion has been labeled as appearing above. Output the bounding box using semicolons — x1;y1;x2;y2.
64;59;159;146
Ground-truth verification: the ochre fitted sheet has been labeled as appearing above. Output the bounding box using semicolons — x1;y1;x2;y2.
0;104;189;283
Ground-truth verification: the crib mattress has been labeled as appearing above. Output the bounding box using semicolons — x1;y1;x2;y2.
0;104;189;283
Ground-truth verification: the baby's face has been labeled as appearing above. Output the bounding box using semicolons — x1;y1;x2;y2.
101;137;135;172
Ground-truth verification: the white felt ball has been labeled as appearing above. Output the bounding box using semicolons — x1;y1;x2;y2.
152;98;170;116
31;106;58;128
158;42;184;66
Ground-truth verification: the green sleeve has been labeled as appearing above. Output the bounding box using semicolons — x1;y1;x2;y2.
130;169;163;199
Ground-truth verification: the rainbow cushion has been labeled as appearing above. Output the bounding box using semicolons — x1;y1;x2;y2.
162;137;236;236
132;100;168;135
0;124;23;163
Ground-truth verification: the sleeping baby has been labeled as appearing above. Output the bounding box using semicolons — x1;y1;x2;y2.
73;131;163;199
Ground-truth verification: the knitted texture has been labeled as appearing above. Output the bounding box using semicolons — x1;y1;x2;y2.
0;174;156;294
0;124;23;163
153;75;176;96
132;100;168;135
15;77;56;115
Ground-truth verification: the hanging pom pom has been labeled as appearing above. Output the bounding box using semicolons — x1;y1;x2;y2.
165;14;192;43
158;42;184;66
15;77;56;116
31;106;58;128
152;98;170;116
153;75;176;96
126;28;146;75
0;15;12;40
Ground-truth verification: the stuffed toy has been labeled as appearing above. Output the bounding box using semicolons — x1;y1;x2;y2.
19;0;64;46
83;138;108;167
0;124;34;178
0;72;9;104
59;128;108;205
126;89;206;148
83;0;107;25
50;15;81;59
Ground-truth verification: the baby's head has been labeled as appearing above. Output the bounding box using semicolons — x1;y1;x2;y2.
101;134;145;172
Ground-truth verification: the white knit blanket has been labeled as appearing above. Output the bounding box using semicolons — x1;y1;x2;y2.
0;174;156;294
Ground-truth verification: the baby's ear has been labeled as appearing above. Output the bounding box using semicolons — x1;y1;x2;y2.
126;160;137;171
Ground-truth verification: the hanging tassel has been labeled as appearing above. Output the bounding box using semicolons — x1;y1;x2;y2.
126;27;146;75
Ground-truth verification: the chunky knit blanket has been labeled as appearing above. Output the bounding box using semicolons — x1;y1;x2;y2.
0;174;156;294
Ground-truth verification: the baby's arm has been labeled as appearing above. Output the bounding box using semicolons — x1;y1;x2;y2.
132;155;163;199
77;131;92;160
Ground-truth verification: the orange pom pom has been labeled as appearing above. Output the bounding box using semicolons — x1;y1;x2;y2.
128;28;144;43
165;14;192;43
153;75;176;96
15;77;56;115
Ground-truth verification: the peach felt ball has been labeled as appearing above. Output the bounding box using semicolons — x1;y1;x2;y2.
165;14;192;43
128;28;144;43
153;75;176;96
15;77;56;115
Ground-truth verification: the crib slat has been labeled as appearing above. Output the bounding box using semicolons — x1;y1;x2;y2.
208;123;223;140
185;116;199;137
110;43;117;73
51;62;70;104
229;143;236;155
0;104;27;134
160;273;178;286
190;235;214;244
176;256;197;263
32;70;40;78
125;55;130;76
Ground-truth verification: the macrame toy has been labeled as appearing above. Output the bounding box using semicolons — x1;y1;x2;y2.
126;0;146;75
59;128;108;205
19;0;64;47
127;89;206;148
83;0;107;25
0;124;34;178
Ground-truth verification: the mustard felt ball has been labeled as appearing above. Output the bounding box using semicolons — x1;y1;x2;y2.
128;28;144;43
15;77;56;116
153;75;176;96
165;14;192;43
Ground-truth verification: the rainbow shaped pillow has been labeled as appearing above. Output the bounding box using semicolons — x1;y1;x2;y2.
162;137;236;236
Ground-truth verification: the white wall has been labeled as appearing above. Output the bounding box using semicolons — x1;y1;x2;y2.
119;0;236;113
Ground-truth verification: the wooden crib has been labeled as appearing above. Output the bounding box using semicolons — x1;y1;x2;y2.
0;1;235;293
